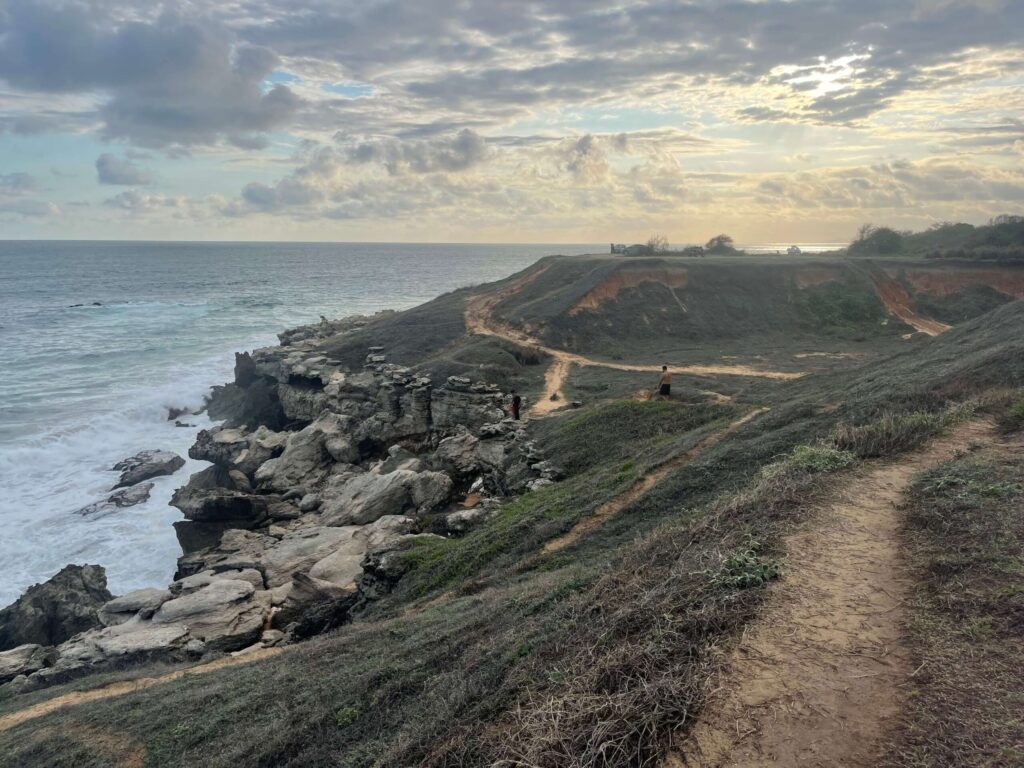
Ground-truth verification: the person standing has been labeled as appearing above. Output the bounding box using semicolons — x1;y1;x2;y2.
658;366;672;398
510;389;522;420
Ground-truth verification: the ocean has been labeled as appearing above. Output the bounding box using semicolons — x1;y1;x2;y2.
0;240;843;606
0;241;600;606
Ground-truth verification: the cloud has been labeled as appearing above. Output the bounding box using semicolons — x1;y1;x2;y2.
0;1;300;147
0;199;59;216
95;153;152;185
103;190;189;213
343;129;489;175
0;172;40;194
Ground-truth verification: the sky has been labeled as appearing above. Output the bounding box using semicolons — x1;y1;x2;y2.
0;0;1022;243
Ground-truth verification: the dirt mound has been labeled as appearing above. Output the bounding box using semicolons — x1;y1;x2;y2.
889;265;1024;298
569;267;689;315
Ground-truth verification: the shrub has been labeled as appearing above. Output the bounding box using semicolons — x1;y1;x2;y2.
832;411;945;458
761;444;855;479
996;394;1024;433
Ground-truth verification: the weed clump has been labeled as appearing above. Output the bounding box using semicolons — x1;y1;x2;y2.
996;392;1024;433
831;402;974;458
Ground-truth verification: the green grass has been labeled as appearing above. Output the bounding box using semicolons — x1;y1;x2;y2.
793;278;902;338
881;448;1024;767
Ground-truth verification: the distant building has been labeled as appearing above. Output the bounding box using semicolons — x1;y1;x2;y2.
787;245;802;255
681;245;705;258
611;243;628;254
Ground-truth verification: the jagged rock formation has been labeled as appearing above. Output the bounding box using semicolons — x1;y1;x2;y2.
0;565;113;651
4;315;561;692
111;449;185;489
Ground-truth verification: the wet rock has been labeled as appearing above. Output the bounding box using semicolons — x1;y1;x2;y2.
111;450;185;489
0;564;113;651
109;482;154;507
0;644;58;684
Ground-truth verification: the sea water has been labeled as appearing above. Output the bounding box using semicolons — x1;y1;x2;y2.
0;241;598;605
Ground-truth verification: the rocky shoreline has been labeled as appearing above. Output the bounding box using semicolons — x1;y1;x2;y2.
0;313;561;692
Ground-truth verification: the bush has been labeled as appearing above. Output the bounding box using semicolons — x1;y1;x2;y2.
763;444;856;478
831;411;945;457
996;393;1024;433
849;224;904;256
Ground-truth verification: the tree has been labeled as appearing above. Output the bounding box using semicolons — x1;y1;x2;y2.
705;234;735;254
646;234;669;253
849;224;903;256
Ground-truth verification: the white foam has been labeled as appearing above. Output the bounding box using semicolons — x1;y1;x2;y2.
0;348;243;605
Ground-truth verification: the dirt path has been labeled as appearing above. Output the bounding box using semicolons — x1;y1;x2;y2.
464;273;803;418
540;408;769;556
0;647;282;733
667;419;995;768
855;261;952;337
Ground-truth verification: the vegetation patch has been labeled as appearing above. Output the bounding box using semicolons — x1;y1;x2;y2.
793;279;898;338
881;449;1024;767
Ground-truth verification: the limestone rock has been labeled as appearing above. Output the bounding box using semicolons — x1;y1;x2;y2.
151;580;266;652
320;470;452;526
111;450;185;489
0;564;113;651
0;644;58;684
255;412;356;493
99;588;171;625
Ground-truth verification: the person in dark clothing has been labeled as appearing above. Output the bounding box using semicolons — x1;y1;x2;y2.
510;389;522;420
658;365;672;398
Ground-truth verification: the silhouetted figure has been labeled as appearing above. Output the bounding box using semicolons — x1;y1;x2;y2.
510;389;522;420
658;366;672;398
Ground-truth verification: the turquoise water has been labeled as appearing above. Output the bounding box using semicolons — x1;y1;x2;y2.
0;241;596;604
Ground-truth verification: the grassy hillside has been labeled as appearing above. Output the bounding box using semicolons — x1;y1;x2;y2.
4;295;1024;767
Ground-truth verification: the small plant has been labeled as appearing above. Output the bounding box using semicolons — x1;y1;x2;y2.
335;706;362;728
714;540;783;588
761;444;855;479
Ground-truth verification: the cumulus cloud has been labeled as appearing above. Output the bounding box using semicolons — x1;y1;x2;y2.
95;154;152;185
343;129;488;175
0;1;300;147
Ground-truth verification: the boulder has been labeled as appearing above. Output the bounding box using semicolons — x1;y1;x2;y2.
259;527;360;588
190;426;287;476
108;482;154;508
273;572;356;629
255;412;356;493
0;644;58;684
174;529;275;581
307;515;417;587
433;429;481;478
99;588;171;625
0;564;113;651
36;618;194;686
319;470;452;526
111;450;185;489
151;580;266;652
169;569;264;596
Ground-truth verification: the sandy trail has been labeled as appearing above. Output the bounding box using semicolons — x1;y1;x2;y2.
667;419;995;768
464;269;804;417
855;261;951;337
541;408;769;555
0;647;283;733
